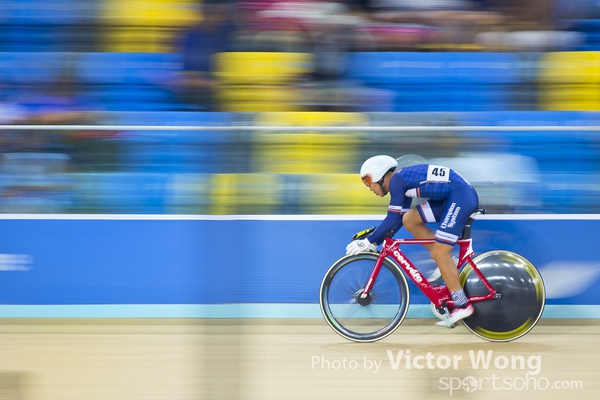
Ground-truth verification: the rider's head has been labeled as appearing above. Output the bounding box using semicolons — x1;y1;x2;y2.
360;155;398;196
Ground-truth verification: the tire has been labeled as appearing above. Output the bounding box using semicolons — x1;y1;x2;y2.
319;252;410;342
460;250;546;342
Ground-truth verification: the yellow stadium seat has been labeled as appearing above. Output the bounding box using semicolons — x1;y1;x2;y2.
301;174;389;214
100;0;202;52
209;173;284;214
216;85;304;112
213;52;313;85
213;52;313;111
252;112;368;174
538;52;600;110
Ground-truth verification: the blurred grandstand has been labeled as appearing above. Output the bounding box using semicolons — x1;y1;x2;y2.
0;0;599;214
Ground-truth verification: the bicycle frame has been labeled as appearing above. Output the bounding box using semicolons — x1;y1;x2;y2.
360;237;498;309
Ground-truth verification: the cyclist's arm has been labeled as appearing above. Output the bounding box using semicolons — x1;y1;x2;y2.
367;208;404;245
367;174;411;245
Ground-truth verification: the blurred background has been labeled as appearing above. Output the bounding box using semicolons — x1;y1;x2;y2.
1;0;600;215
4;3;600;400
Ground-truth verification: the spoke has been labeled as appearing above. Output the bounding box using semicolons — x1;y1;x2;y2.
321;255;409;341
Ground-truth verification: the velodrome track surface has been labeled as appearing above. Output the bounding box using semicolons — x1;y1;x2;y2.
0;318;598;399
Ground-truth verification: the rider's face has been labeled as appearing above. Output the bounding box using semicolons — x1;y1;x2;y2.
369;181;386;197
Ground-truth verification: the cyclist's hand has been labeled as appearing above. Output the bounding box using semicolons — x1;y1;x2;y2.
346;238;375;255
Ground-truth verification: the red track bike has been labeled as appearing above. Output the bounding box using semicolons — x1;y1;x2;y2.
319;209;546;342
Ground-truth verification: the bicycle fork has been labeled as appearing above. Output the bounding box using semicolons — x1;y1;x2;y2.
358;254;385;301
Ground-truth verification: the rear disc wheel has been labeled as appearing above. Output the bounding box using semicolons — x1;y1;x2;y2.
460;251;545;342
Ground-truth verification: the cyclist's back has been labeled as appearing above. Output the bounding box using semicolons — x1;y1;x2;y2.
393;164;472;202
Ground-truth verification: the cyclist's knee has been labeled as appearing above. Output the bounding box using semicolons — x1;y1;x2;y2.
402;209;422;232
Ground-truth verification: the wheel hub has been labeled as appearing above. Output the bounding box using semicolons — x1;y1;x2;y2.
354;289;373;306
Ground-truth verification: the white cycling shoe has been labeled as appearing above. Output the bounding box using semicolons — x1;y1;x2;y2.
435;303;474;327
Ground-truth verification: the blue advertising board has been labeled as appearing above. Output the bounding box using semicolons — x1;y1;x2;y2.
0;215;598;318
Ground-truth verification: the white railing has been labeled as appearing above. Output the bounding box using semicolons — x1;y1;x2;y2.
1;125;600;131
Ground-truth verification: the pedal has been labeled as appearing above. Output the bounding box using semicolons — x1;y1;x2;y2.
440;319;456;329
438;312;456;329
432;304;455;329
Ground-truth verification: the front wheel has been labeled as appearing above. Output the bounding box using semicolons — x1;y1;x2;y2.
319;253;410;342
460;250;546;342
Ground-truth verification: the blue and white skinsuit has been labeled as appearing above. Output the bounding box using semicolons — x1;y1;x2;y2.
367;164;479;245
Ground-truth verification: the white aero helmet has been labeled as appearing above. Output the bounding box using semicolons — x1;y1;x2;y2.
360;155;398;187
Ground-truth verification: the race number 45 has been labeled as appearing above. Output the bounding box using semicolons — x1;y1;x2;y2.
427;165;450;182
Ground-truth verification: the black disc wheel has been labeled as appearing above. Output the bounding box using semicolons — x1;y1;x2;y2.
460;251;546;342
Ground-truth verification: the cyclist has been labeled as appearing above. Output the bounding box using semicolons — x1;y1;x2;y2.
345;155;479;326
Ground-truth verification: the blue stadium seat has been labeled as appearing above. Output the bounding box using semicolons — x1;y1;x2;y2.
0;152;73;213
456;111;600;174
76;52;183;111
0;52;67;85
542;173;600;213
114;112;233;174
0;0;99;51
568;19;600;51
345;52;522;112
0;52;106;113
92;172;171;214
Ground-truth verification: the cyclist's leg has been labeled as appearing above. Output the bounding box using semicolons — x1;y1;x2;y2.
405;202;461;292
433;185;479;250
402;199;448;251
402;204;436;244
432;186;479;324
403;201;456;286
430;242;460;291
409;191;477;282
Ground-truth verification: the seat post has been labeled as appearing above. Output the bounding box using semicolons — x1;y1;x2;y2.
460;208;486;239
